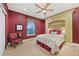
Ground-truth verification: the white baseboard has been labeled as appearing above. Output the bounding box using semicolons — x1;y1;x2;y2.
66;42;79;47
23;38;36;42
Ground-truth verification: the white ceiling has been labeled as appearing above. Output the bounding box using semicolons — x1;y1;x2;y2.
7;3;79;19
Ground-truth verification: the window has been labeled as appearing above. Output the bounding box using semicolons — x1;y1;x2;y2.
27;18;35;36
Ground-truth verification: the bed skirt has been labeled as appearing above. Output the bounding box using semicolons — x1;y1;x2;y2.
37;40;51;52
37;40;65;54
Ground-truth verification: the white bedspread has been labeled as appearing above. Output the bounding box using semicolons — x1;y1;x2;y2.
36;34;65;54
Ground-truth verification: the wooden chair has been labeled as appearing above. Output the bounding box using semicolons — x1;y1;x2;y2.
9;33;23;48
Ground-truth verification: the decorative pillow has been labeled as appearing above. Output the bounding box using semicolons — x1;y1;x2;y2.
51;32;57;34
61;31;65;35
57;31;61;34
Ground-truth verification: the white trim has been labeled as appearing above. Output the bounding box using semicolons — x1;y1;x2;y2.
66;42;79;47
27;34;36;36
22;38;36;42
0;3;8;15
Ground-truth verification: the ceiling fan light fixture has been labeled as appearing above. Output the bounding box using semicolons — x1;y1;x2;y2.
35;3;53;15
24;8;26;11
42;10;46;13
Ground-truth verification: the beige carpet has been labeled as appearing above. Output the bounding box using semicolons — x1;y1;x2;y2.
58;43;79;56
3;38;79;56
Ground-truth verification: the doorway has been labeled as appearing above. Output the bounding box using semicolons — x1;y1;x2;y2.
0;6;5;55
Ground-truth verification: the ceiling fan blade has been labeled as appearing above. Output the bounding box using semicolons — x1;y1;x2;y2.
36;10;43;13
44;3;50;9
46;9;54;11
35;4;43;9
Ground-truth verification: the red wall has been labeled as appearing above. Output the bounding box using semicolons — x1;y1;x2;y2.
73;7;79;44
2;3;9;48
8;10;45;39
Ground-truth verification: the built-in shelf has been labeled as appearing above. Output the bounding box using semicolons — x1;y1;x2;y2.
48;20;65;28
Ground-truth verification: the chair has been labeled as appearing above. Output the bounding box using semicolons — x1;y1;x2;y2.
9;33;23;48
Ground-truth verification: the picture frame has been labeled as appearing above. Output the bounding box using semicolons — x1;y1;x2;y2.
16;24;23;31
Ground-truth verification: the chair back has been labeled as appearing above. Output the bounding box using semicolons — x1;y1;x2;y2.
9;33;17;40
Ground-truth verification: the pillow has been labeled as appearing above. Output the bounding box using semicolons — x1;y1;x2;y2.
51;32;57;34
61;31;65;35
57;31;61;34
49;30;61;34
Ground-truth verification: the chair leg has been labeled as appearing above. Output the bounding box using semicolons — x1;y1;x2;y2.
20;40;23;44
21;41;23;44
11;42;16;48
14;43;16;48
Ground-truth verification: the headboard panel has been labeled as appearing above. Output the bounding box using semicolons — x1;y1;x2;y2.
49;30;61;34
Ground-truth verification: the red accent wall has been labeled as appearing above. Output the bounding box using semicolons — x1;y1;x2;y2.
73;7;79;44
8;10;45;39
2;3;9;48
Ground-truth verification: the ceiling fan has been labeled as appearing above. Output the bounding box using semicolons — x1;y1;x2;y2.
35;3;54;15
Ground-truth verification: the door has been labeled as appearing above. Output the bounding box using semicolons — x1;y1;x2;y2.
73;8;79;44
0;6;5;55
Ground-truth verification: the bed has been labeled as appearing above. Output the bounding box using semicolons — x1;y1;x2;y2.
36;30;65;54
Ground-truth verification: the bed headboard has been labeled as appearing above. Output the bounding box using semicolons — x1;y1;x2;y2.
49;30;61;34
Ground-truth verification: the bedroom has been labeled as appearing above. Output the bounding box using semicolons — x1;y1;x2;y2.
0;3;79;56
